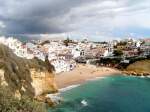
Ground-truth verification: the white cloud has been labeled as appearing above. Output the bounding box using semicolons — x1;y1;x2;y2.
39;33;66;40
0;21;6;28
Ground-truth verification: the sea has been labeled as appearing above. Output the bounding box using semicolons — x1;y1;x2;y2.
48;74;150;112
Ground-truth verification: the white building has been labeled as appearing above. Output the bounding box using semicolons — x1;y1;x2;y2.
51;59;76;73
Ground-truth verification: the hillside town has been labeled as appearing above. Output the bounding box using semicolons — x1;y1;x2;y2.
0;36;150;73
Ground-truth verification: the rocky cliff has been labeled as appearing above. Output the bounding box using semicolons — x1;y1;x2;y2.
123;59;150;76
0;44;57;99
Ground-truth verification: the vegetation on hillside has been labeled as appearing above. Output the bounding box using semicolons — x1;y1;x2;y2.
116;41;127;46
0;85;46;112
117;56;149;70
0;44;55;97
113;49;123;56
0;44;57;111
126;59;150;73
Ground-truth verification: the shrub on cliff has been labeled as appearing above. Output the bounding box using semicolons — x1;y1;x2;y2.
0;85;46;112
0;44;55;97
126;59;150;73
0;44;57;111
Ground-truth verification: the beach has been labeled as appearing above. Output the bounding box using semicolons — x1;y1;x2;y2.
55;64;120;89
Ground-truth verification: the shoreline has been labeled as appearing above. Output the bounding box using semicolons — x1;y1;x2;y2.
58;76;107;92
55;64;121;89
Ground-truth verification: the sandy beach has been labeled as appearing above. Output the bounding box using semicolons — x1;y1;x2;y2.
55;64;121;89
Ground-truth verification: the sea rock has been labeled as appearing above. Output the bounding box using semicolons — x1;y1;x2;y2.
36;94;61;107
45;97;54;106
123;70;150;77
143;72;150;76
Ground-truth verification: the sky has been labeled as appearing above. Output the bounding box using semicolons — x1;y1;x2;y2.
0;0;150;41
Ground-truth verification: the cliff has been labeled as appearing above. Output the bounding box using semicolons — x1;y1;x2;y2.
0;44;57;99
123;59;150;76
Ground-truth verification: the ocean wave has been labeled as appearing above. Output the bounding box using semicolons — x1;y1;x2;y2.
46;93;62;104
59;77;106;92
140;76;145;78
59;84;80;92
87;77;106;81
81;100;88;106
146;76;150;78
129;75;150;79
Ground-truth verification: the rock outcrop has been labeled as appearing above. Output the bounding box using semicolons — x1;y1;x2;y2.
0;44;57;99
30;69;57;96
122;71;150;76
123;59;150;76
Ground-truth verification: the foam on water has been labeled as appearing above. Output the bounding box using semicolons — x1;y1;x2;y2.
46;93;62;104
59;84;80;92
87;76;106;81
81;100;88;106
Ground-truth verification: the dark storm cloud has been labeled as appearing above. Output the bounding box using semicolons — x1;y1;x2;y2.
0;0;98;35
0;0;150;40
3;18;67;34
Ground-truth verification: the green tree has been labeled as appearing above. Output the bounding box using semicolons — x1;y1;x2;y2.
63;37;73;46
117;41;127;46
113;50;123;56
